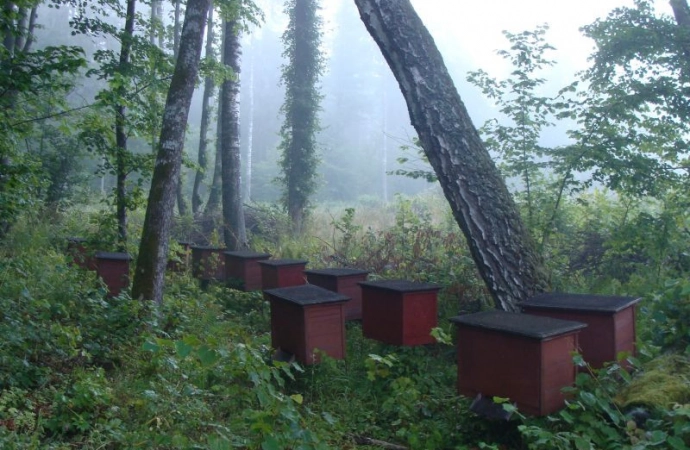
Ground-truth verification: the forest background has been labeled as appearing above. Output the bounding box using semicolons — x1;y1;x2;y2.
1;0;690;449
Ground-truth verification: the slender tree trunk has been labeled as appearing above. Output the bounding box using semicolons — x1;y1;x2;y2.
354;0;548;311
21;7;37;53
193;4;215;215
174;0;182;53
132;0;212;303
150;0;159;45
205;119;222;215
381;83;388;203
3;3;17;56
219;20;247;250
172;0;189;217
245;43;254;202
115;0;136;251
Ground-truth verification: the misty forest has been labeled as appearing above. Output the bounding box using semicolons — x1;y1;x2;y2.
2;0;690;448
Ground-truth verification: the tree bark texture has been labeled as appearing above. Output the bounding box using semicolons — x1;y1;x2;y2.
219;20;247;250
114;0;137;251
132;0;212;302
193;5;215;215
354;0;548;311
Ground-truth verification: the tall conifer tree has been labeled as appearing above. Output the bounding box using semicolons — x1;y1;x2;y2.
277;0;324;234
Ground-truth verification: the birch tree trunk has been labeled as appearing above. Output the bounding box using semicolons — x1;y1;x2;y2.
219;20;247;250
354;0;548;311
132;0;212;302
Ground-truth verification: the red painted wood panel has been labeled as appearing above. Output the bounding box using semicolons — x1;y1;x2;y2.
457;327;541;413
456;325;579;416
540;335;579;414
402;292;438;346
260;262;307;290
362;289;404;345
95;253;131;297
305;305;346;363
522;307;635;368
270;300;305;359
225;252;270;291
306;271;368;321
613;308;636;361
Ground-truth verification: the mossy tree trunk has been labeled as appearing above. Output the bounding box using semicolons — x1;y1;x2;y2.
354;0;548;311
219;19;247;250
132;0;212;302
278;0;324;235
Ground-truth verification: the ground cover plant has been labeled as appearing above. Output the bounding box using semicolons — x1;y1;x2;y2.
0;189;689;449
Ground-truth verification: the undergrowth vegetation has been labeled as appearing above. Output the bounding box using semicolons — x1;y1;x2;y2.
1;189;689;449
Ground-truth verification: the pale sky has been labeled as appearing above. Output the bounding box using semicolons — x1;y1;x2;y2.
411;0;640;77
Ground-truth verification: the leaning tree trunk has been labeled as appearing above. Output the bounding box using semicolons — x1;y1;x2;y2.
354;0;548;311
132;0;212;303
219;20;247;250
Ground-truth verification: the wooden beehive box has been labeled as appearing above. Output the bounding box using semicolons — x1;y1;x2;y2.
224;250;271;291
520;293;641;369
450;310;587;416
304;268;369;321
191;246;226;281
95;251;132;297
259;259;308;290
264;284;349;365
359;280;441;346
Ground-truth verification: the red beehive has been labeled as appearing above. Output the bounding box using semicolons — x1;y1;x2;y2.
265;284;349;365
520;293;641;369
95;252;132;297
259;259;308;290
167;241;192;273
191;246;226;281
450;310;586;416
224;250;271;291
304;268;369;321
359;280;441;346
67;237;96;270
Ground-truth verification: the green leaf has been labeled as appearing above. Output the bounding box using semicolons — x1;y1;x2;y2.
290;393;303;404
261;436;281;450
667;436;687;450
142;341;159;352
197;346;220;367
175;340;193;358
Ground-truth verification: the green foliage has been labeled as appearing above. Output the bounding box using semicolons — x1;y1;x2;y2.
0;42;87;237
569;0;690;197
517;358;690;449
642;279;690;353
392;137;437;183
0;247;149;388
